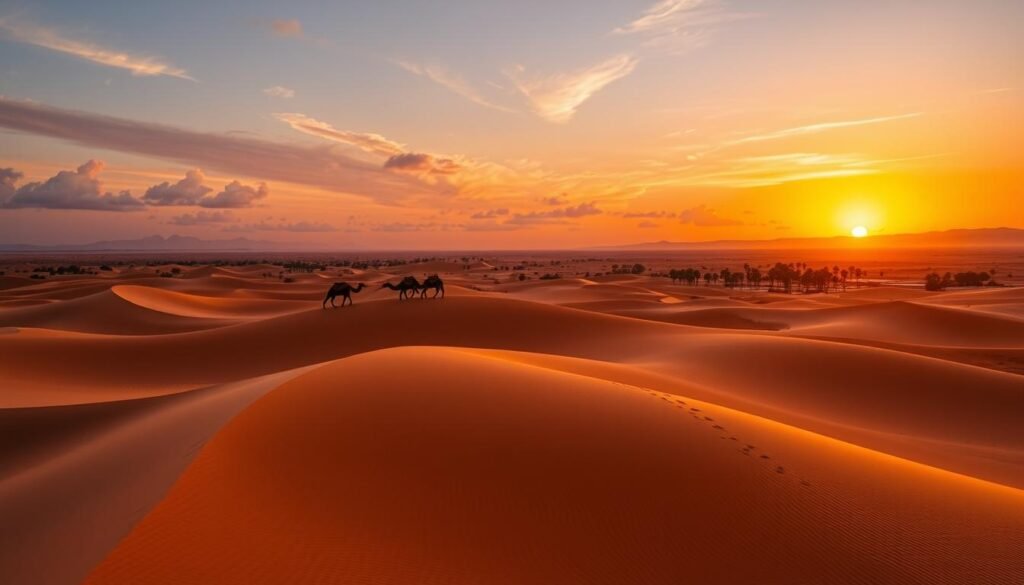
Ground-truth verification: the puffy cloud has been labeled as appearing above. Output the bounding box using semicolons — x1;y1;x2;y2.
168;210;236;225
263;86;296;99
0;17;193;79
143;169;213;206
1;160;144;211
470;208;509;219
0;98;427;204
508;55;638;123
384;153;462;176
0;168;23;202
199;181;268;208
507;202;602;225
678;204;742;226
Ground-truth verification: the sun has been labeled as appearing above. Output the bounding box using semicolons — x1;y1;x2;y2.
851;225;869;238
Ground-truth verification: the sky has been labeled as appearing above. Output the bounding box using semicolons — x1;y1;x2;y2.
0;0;1021;249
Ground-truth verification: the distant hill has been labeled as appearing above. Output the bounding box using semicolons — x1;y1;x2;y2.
597;228;1024;251
0;234;307;252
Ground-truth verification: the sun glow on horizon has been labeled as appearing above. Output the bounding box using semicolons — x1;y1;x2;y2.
851;225;869;238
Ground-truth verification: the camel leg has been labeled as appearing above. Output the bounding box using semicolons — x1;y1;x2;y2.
323;294;331;309
331;296;337;308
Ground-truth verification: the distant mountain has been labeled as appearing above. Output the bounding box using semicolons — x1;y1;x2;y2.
597;228;1024;251
0;234;307;252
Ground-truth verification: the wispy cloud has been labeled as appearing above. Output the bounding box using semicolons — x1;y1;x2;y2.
273;112;404;157
0;97;430;204
727;113;924;146
393;60;516;113
508;55;638;123
613;0;749;54
0;18;193;80
263;85;296;99
507;202;603;225
615;0;706;34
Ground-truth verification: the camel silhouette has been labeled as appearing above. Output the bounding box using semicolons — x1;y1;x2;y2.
380;276;420;300
417;274;445;298
322;282;365;308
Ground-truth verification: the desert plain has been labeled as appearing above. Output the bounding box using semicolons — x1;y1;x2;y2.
1;250;1023;584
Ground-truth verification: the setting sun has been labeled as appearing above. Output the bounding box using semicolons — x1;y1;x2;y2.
851;226;869;238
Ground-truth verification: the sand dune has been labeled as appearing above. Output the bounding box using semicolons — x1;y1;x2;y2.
111;285;309;319
85;348;1024;584
2;268;1022;584
0;288;233;335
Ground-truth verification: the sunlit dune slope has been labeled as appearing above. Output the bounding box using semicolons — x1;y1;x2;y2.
0;288;234;335
85;348;1024;585
2;291;1021;487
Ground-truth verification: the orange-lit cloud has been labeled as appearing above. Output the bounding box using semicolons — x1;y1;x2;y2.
0;18;193;79
1;160;144;211
509;55;638;123
273;112;404;156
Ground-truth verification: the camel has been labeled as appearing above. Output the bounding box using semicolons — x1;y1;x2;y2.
380;276;421;300
322;282;365;308
417;274;445;299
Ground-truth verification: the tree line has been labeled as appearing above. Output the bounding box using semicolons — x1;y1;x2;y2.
668;263;867;293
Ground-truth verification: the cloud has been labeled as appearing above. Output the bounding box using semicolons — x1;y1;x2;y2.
0;18;193;80
143;169;213;206
622;210;675;218
384;153;462;176
1;160;144;211
540;194;569;206
470;208;509;219
509;55;638;123
637;220;660;228
274;112;404;157
508;202;602;225
168;210;236;225
613;0;749;54
0;97;428;204
268;19;303;38
727;113;924;146
263;86;296;99
224;220;336;232
0;167;22;202
393;60;515;113
199;180;268;208
678;204;742;226
370;221;462;233
615;0;706;34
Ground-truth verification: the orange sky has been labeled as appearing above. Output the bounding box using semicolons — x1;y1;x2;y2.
0;1;1021;248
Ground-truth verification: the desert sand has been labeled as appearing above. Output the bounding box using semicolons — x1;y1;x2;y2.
1;257;1022;584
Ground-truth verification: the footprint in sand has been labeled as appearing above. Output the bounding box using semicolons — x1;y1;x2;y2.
775;466;785;474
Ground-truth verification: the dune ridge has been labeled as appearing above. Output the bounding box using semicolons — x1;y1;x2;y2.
1;267;1022;584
